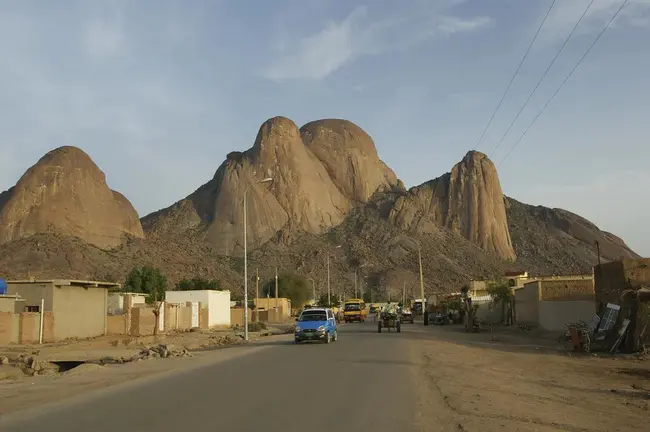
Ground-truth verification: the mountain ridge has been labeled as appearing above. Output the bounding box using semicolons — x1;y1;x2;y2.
0;117;640;295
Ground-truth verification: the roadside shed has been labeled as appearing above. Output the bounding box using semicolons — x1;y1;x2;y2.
165;290;231;327
6;279;119;340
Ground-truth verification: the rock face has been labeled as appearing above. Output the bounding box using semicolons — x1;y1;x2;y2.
389;151;516;260
505;197;639;273
300;119;401;201
144;117;352;255
0;146;144;249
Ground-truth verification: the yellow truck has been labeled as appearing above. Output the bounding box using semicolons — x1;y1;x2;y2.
343;298;367;323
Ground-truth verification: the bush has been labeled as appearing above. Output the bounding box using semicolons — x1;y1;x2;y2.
248;322;267;332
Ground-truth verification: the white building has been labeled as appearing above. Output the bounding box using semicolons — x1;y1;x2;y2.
165;290;231;327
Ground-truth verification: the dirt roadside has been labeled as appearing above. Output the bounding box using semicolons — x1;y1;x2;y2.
0;331;290;417
0;326;291;416
409;325;649;432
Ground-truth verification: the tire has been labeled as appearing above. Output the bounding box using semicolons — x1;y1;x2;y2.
324;332;331;344
295;339;301;344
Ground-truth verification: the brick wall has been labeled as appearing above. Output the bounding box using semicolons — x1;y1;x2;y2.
0;312;12;344
540;279;594;301
595;259;650;350
130;307;156;336
163;304;193;331
107;314;128;335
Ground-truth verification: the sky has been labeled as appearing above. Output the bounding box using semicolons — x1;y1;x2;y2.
1;0;649;255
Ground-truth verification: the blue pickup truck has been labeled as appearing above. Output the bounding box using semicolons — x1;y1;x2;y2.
294;307;338;344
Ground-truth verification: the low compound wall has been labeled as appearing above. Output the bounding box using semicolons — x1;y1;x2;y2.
0;311;55;344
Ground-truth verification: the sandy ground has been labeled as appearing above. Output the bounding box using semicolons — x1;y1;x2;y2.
410;324;650;432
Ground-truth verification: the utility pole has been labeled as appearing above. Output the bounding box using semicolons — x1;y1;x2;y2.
354;269;358;298
242;177;273;342
255;268;259;322
327;254;331;306
419;246;428;326
275;267;279;311
402;281;405;305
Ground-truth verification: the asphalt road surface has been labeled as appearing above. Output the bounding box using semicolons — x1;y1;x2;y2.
1;321;425;432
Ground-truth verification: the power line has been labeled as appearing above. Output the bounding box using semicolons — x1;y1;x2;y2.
474;0;557;150
488;0;596;158
498;0;630;167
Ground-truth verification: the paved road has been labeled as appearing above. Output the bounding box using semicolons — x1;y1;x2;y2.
2;321;424;432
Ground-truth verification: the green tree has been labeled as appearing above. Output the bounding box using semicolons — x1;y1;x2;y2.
262;273;311;307
176;277;221;291
317;292;341;308
362;290;372;304
124;266;168;335
487;279;513;324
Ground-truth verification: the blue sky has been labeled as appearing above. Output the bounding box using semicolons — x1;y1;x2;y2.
1;0;649;255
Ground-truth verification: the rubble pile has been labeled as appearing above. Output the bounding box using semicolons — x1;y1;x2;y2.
5;355;61;376
129;344;192;362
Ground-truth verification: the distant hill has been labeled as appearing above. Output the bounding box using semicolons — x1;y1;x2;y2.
0;118;639;296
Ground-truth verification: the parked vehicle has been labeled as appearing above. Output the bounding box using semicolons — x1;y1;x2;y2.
294;308;338;344
401;308;414;324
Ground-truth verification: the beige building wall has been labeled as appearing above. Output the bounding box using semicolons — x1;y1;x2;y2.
515;282;540;324
52;285;108;340
0;297;25;313
6;282;54;311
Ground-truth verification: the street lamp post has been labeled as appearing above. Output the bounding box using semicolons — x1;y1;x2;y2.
326;245;341;306
243;177;273;341
418;245;428;326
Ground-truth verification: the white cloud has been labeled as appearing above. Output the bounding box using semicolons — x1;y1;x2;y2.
261;2;491;81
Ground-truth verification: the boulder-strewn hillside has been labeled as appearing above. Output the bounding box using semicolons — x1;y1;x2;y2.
505;197;639;274
0;146;144;249
0;117;640;296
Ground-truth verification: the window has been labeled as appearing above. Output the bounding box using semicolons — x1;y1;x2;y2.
25;306;40;312
327;310;333;319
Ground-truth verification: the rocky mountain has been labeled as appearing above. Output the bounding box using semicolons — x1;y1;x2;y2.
0;118;640;295
143;117;399;255
388;151;515;261
0;146;144;249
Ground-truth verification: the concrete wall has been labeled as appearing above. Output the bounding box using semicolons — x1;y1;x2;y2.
52;285;107;340
538;301;596;331
515;282;540;324
108;293;147;315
